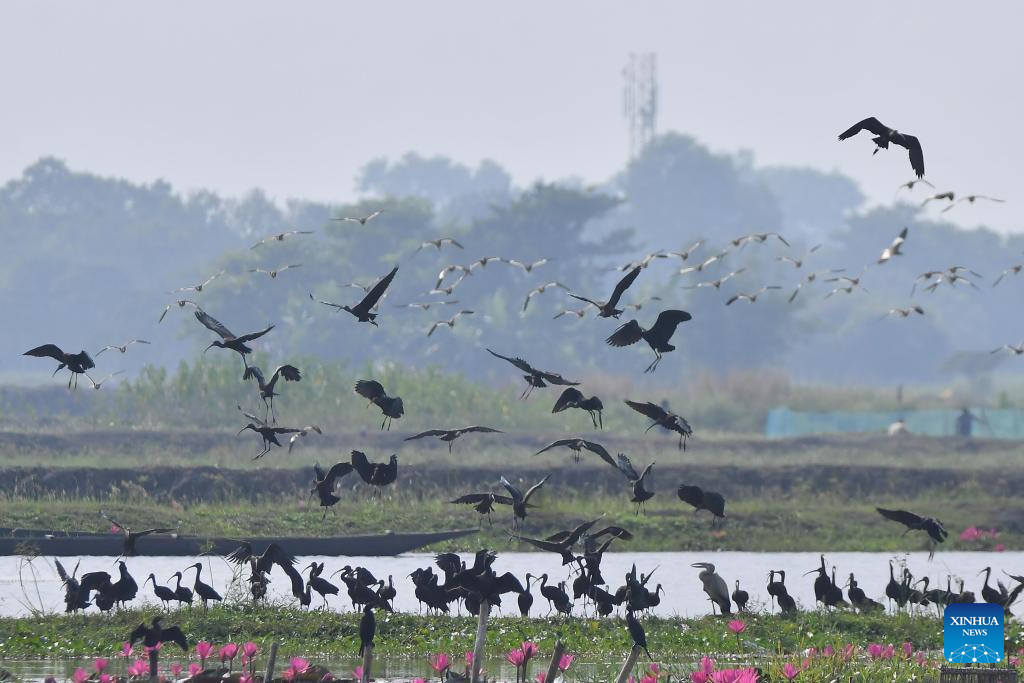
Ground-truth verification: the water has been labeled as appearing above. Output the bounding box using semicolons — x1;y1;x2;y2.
2;551;1019;618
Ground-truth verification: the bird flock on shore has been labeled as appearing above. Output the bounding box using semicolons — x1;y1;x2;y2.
23;116;1023;663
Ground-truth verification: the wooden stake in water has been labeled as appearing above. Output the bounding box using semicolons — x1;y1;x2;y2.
263;642;279;683
360;644;373;683
544;640;566;683
470;600;491;683
614;645;642;683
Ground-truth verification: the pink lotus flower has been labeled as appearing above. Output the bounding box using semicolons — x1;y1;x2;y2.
413;680;427;683
804;647;817;658
996;544;1006;552
195;641;213;665
170;663;182;677
240;676;253;683
692;674;709;683
882;645;895;660
505;649;526;667
465;652;473;667
728;620;747;634
352;666;363;681
219;643;238;663
121;642;134;658
290;658;309;673
111;524;122;534
559;653;576;672
536;674;547;683
916;652;928;666
188;663;201;677
100;675;111;683
822;645;834;657
282;668;296;682
867;643;883;659
960;526;982;542
94;658;109;673
429;653;450;673
649;663;660;674
700;657;717;674
782;663;800;680
1010;656;1020;667
128;659;149;678
73;668;89;683
640;676;657;683
521;641;539;660
903;642;914;658
842;644;855;661
242;642;259;660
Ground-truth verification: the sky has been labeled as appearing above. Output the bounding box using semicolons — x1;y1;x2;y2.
1;1;1022;232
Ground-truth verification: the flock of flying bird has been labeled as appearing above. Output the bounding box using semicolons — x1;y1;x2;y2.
26;116;1023;662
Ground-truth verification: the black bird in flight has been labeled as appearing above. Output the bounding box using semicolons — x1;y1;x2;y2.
100;511;174;557
23;344;95;389
310;265;398;325
606;310;693;373
333;209;384;225
250;230;313;249
354;380;404;430
97;339;151;356
551;387;604;429
243;364;301;423
130;616;188;651
535;437;615;466
569;265;641;318
404;425;503;453
876;507;948;559
609;454;656;513
486;348;580;399
310;462;354;520
677;484;726;524
449;491;518;525
236;405;307;459
500;474;551;531
838;116;925;178
350;450;398;496
625;399;693;450
194;310;274;368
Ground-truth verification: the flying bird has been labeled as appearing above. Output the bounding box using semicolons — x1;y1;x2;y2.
885;306;925;318
679;251;729;275
130;616;188;652
350;450;398;495
725;286;782;305
660;239;705;262
942;195;1006;212
788;269;845;303
427;310;474;337
404;426;503;453
101;511;174;557
87;372;123;390
878;227;908;264
553;306;592;320
522;282;569;312
236;407;303;459
606;310;693;373
991;342;1024;355
171;270;225;294
194;310;274;367
310;265;398;325
534;438;615;466
287;425;322;453
682;268;746;290
97;339;151;356
777;244;821;269
250;230;313;249
486;348;579;399
677;484;726;523
23;344;95;389
993;265;1023;287
624;399;693;450
503;257;550;273
435;264;473;288
921;191;955;207
158;299;200;323
354;380;404;430
396;300;460;311
876;507;948;559
895;178;934;194
608;454;656;513
249;264;302;279
838;116;925;178
243;364;302;423
500;474;551;530
333;209;384;225
311;462;355;519
551;387;604;429
568;265;641;318
416;237;464;252
730;232;790;248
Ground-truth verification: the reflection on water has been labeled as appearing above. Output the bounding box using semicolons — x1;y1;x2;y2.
2;551;1019;619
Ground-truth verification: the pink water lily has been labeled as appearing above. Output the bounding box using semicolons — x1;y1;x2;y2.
902;642;914;658
243;642;259;659
290;657;309;673
692;674;709;683
73;668;89;683
93;658;109;673
240;675;253;683
99;675;111;683
639;676;657;683
352;665;363;681
195;641;213;666
782;663;800;680
521;641;539;660
128;659;149;678
916;652;928;666
188;663;201;677
536;674;547;683
121;642;133;658
867;643;883;659
559;653;576;672
882;645;895;660
842;644;856;661
822;645;834;657
649;663;660;674
505;649;526;667
465;652;473;667
145;643;163;654
429;653;450;673
170;663;182;677
728;620;747;634
220;643;238;662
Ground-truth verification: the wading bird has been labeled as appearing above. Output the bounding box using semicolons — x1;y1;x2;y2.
249;264;302;279
942;195;1006;212
416;237;464;252
359;604;376;655
838;116;925;178
624;399;694;450
535;437;615;465
878;227;908;264
626;610;653;659
237;408;302;459
606;309;693;373
243;364;301;423
130;616;188;651
144;574;177;608
168;571;193;607
250;230;313;249
101;511;174;557
522;281;569;312
226;542;306;603
568;265;641;318
311;265;398;325
186;562;223;610
677;484;726;524
23;344;95;389
194;310;273;368
551;387;604;429
876;507;948;559
691;562;731;615
304;563;340;609
351;450;398;496
608;454;655;513
500;474;551;531
427;309;474;337
732;581;749;611
97;339;150;356
333;209;384;225
354;379;404;430
171;270;225;294
310;462;355;519
726;286;782;305
404;425;503;452
486;348;579;398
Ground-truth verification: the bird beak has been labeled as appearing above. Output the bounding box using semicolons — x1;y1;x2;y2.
803;569;818;576
238;426;251;435
203;342;215;354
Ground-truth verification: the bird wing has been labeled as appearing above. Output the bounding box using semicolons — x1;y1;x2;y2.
568;293;602;308
607;266;642;308
551;387;583;413
324;462;354;487
535;439;577;455
194;310;235;340
517;535;571;553
310;292;344;310
582;440;617;467
265;542;297;570
637;461;655;484
500;475;523;503
160;626;189;650
605;320;645;347
23;344;65;362
646;310;692;340
876;507;925;528
615;453;641;480
461;425;503;434
591;525;634;541
274;364;302;383
451;493;497;505
237;404;267;426
895;134;925;178
405;429;448;440
225;541;255;565
235;325;275;344
624;399;666;422
129;623;148;646
243;366;266;386
358;266;399;310
350;450;373;480
354;380;386;401
55;558;73;584
522;474;552;504
486;348;535;374
838;117;888;140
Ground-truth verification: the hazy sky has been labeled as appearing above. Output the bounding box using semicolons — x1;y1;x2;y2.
2;1;1021;232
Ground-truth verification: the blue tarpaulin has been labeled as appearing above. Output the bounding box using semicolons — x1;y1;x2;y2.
764;407;1024;440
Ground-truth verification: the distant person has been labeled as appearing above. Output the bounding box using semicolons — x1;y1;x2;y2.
887;418;909;437
955;408;976;438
